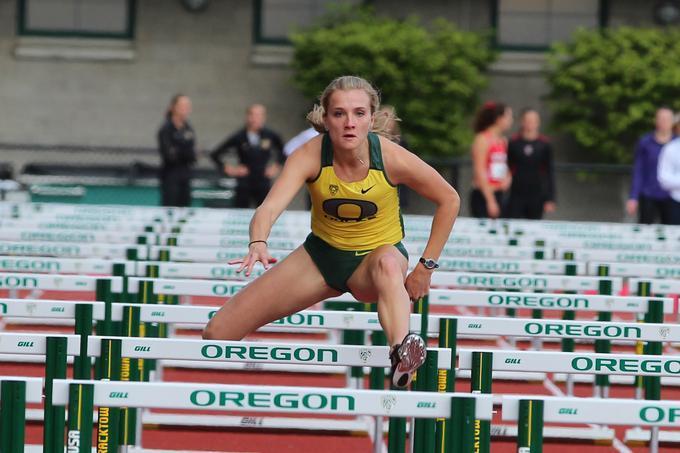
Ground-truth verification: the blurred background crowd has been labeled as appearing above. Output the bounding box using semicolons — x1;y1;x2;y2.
2;0;680;223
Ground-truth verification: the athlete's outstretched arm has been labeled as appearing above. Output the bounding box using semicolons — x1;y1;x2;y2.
381;138;460;300
234;136;321;275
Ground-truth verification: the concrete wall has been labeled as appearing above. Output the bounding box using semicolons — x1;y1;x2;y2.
0;0;308;152
0;0;658;220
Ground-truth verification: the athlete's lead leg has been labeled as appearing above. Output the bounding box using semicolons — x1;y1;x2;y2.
203;246;341;340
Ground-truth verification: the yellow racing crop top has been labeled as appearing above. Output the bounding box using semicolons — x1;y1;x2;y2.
307;133;404;250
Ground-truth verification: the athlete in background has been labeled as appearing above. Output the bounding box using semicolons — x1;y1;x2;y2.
470;102;513;218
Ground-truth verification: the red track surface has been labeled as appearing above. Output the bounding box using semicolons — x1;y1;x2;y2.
2;289;680;451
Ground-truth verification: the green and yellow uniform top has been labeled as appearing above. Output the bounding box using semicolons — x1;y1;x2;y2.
307;132;404;251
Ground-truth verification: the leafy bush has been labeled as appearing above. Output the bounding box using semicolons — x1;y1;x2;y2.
547;27;680;163
290;8;495;156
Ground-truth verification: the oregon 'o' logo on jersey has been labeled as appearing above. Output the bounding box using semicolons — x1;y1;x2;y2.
322;199;378;222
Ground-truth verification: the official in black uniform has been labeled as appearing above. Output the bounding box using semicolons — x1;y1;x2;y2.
507;109;556;219
157;94;196;207
210;104;285;208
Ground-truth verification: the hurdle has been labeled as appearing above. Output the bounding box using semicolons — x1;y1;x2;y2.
0;240;144;260
0;330;455;451
50;379;493;453
502;395;680;453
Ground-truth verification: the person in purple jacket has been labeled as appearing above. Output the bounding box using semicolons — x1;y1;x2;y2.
627;107;676;224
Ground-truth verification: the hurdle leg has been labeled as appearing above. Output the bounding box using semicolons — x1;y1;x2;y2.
74;304;93;379
98;338;123;452
370;330;387;453
448;396;477;453
120;306;142;447
411;296;431;453
517;399;544;453
387;388;407;453
470;351;492;453
594;271;613;399
44;336;68;453
644;299;664;453
436;318;458;453
66;382;94;453
562;262;577;396
1;380;27;453
94;278;114;380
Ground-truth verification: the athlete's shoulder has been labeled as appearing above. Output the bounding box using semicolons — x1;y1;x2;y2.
284;134;322;177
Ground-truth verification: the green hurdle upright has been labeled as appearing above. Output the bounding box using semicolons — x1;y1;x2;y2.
449;396;478;452
471;351;492;453
97;338;123;453
643;295;664;453
137;279;158;381
120;305;142;446
44;336;67;453
594;266;612;397
74;304;93;380
370;328;387;450
65;382;95;453
561;259;577;395
0;380;27;453
641;284;664;401
436;318;458;453
516;399;544;453
413;351;439;452
94;278;115;380
634;280;652;399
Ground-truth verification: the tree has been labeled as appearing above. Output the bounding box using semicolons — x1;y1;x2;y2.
547;27;680;164
290;9;496;157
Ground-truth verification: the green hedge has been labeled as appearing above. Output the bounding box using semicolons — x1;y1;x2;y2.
290;9;495;157
547;27;680;164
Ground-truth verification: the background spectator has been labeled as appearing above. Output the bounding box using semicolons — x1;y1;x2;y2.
470;101;513;218
211;104;285;208
157;94;196;207
657;137;680;225
506;108;556;219
626;107;675;224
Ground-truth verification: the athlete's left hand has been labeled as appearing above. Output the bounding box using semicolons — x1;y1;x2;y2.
405;265;433;301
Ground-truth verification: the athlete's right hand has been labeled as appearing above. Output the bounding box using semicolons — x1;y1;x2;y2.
626;199;638;216
229;242;278;277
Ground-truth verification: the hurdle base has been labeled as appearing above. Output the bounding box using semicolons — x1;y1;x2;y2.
625;427;680;445
553;373;680;387
456;369;546;382
491;424;614;443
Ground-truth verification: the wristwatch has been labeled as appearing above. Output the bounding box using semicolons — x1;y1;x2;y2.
419;257;439;270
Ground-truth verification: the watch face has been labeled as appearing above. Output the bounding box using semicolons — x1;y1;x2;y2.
422;259;436;269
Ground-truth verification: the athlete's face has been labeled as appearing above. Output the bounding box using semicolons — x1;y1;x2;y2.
656;108;673;135
521;111;540;135
247;105;267;132
173;96;192;121
324;89;373;150
497;107;513;132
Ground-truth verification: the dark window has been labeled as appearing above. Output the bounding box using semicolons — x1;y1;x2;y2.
493;0;607;51
17;0;136;39
254;0;362;44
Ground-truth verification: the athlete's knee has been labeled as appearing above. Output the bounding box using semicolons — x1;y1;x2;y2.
202;319;243;341
202;320;220;340
372;253;403;280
